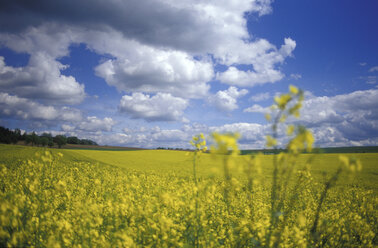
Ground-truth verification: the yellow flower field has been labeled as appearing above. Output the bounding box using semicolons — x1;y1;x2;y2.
0;144;377;247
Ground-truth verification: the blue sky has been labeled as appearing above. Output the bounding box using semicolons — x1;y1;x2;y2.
0;0;377;148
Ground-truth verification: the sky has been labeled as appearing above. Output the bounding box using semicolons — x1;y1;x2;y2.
0;0;377;149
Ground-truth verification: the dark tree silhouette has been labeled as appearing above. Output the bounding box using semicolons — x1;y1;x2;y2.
54;135;67;148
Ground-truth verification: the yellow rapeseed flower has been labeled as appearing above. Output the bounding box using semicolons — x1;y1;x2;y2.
289;84;299;95
266;135;277;147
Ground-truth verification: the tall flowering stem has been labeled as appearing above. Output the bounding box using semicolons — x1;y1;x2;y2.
210;132;240;203
190;133;207;248
264;85;312;246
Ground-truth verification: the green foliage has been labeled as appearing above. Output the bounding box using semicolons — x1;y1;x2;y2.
53;135;67;148
67;136;80;144
0;126;18;144
0;127;98;148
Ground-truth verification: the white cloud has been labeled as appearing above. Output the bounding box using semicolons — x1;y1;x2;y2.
151;129;188;142
95;133;135;146
249;92;271;102
208;86;248;112
217;66;282;87
283;89;378;145
369;66;378;72
0;92;82;122
61;124;75;132
300;89;378;126
243;104;269;113
243;89;378;147
0;54;85;104
0;0;320;148
209;122;267;147
86;126;190;147
217;38;296;87
77;116;116;132
0;24;74;58
0;0;294;103
359;62;367;66
105;122;268;148
119;92;188;122
0;25;85;104
360;76;377;85
90;87;378;147
290;73;302;80
93;38;213;98
0;92;116;134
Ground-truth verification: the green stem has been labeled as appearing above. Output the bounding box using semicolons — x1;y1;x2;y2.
310;167;342;242
223;156;231;204
193;152;200;248
267;111;282;246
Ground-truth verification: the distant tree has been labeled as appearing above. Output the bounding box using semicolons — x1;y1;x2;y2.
25;134;32;145
79;139;98;146
14;128;22;142
41;132;52;139
40;137;49;147
21;132;26;141
41;133;53;146
10;133;18;144
0;125;97;147
54;135;67;148
67;136;80;144
0;126;17;144
30;132;39;146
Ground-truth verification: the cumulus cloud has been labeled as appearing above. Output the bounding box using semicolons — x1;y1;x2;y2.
119;92;188;122
249;92;271;102
93;87;378;147
0;25;86;104
88;126;189;147
0;0;308;147
61;124;76;132
290;73;302;80
77;116;116;132
0;91;116;134
151;129;188;142
0;54;85;104
369;66;378;72
217;38;296;86
93;38;213;98
243;104;269;113
0;92;82;122
209;122;267;148
300;89;378;129
234;89;378;147
208;86;248;112
103;122;268;148
0;0;293;101
242;89;378;147
360;76;377;85
77;121;266;148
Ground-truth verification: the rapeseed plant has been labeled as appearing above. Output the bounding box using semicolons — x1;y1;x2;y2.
0;85;376;247
190;133;207;248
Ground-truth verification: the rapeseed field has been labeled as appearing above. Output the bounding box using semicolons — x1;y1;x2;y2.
0;86;377;247
1;145;376;247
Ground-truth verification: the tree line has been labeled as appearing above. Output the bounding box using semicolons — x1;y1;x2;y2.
0;126;98;148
